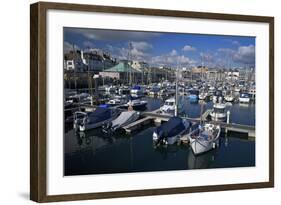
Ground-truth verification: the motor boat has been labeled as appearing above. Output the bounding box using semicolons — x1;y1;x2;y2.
119;99;147;110
118;86;130;95
66;92;90;103
149;87;160;97
106;95;127;107
212;90;223;104
188;89;199;103
160;98;176;114
239;93;250;103
198;92;206;100
152;117;191;145
199;92;210;101
73;106;120;132
224;95;234;102
105;85;117;93
189;123;221;155
103;110;140;132
210;99;227;121
130;85;144;95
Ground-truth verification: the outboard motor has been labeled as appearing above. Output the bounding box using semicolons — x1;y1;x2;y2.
153;129;164;146
102;121;112;133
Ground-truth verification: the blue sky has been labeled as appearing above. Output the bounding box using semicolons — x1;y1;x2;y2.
64;27;255;69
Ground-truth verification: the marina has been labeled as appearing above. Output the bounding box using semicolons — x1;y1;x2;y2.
63;28;256;175
64;92;256;175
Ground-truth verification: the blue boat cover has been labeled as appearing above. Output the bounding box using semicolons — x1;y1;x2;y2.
189;94;198;99
99;104;110;108
156;117;189;139
88;107;111;123
132;85;141;90
189;89;199;95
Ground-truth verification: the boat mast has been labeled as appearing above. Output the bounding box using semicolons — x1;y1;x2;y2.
201;55;204;82
175;63;179;117
200;101;204;125
129;42;133;86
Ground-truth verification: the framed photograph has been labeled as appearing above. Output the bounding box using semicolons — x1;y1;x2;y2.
30;1;274;202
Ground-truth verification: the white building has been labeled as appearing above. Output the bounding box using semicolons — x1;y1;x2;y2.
64;49;117;72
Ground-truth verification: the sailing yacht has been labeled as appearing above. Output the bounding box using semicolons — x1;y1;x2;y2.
189;123;221;155
189;102;221;155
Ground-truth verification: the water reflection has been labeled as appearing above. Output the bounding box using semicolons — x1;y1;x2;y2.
187;149;216;169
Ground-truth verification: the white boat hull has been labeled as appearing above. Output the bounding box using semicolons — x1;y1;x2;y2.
190;138;215;155
78;118;113;132
189;127;220;155
239;97;250;103
210;112;226;121
224;96;234;102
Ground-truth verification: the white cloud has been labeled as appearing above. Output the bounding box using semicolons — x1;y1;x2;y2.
131;41;153;51
233;45;255;64
63;41;80;54
182;45;196;52
222;39;240;46
217;48;235;55
151;50;196;67
200;52;214;63
169;49;178;56
218;45;255;66
109;46;150;62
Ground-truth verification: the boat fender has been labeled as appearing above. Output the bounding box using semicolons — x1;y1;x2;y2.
212;142;216;149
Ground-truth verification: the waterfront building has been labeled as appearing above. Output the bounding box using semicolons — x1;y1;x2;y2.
64;50;85;71
64;49;117;72
99;61;142;84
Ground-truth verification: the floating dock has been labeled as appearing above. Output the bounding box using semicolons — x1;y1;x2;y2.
123;108;255;138
123;116;154;134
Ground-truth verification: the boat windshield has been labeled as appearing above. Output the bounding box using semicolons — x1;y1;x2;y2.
240;93;250;98
214;108;225;113
165;101;174;106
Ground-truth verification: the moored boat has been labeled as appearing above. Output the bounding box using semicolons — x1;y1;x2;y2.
189;123;221;155
103;110;140;132
73;106;120;132
119;99;147;110
152;117;191;145
160;98;176;115
188;89;199;103
239;93;250;103
210;101;227;121
149;87;160;97
130;85;144;95
224;95;234;102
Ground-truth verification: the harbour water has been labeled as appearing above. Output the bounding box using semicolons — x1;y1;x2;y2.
64;96;255;176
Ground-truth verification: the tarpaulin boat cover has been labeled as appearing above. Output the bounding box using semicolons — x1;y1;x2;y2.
132;85;141;90
88;107;111;123
156;117;188;138
111;111;137;127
